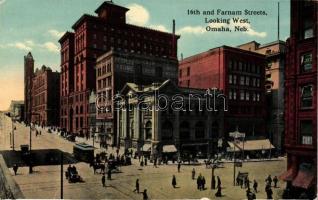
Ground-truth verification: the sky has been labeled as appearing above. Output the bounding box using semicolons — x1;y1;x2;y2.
0;0;290;110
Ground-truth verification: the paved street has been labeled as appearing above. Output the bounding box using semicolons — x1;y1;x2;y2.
0;113;287;199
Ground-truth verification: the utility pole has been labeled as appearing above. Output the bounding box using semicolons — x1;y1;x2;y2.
60;152;63;199
29;123;33;173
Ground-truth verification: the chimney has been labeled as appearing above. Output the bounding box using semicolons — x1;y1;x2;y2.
171;19;176;58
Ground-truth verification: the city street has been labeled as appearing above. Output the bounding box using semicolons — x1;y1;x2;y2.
0;113;287;199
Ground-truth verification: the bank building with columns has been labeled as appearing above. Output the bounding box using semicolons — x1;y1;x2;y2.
116;80;225;159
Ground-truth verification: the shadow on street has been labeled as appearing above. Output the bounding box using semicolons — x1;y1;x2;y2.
0;149;78;168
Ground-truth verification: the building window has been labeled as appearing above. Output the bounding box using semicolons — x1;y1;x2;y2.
245;92;250;101
187;67;190;76
93;34;97;39
240;76;245;85
256;79;260;87
229;90;233;100
233;75;237;84
256;93;260;101
301;53;312;72
239;62;242;71
187;80;190;87
228;60;233;70
245;76;250;86
252;92;256;101
240;90;245;100
303;18;314;39
229;75;232;84
301;85;313;108
300;120;312;145
233;90;236;100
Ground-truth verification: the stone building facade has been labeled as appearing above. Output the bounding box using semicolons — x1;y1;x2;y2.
117;80;225;158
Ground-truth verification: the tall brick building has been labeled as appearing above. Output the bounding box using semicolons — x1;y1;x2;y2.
31;65;60;126
24;52;34;123
238;40;286;152
280;0;317;198
179;46;266;138
59;1;179;139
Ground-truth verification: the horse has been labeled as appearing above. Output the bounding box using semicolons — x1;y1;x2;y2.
90;162;105;174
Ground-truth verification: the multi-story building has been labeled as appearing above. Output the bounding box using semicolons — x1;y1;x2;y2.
59;1;179;141
59;32;75;132
280;0;317;198
95;50;178;144
31;65;60;126
8;100;24;121
24;52;34;123
117;80;224;158
238;40;286;152
179;46;266;139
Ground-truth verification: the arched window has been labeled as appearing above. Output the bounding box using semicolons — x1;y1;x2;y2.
180;121;190;140
145;121;152;140
80;106;83;114
162;120;173;140
76;106;78;114
195;121;205;139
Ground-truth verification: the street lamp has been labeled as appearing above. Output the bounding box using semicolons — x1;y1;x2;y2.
229;127;245;186
11;116;17;151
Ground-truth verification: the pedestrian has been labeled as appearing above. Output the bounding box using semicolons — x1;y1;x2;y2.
265;184;273;199
246;188;252;200
101;174;106;187
191;168;196;180
273;176;278;188
202;176;206;190
172;175;177;188
245;176;250;189
13;164;18;175
177;162;181;172
145;157;147;166
197;174;202;190
142;189;148;200
253;180;258;193
266;175;272;186
153;158;157;168
133;179;139;193
236;175;240;186
217;176;221;188
107;169;112;180
215;185;222;197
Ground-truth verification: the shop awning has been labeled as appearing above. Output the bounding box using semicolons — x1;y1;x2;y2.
162;145;177;153
227;139;274;152
279;168;294;181
292;167;315;189
142;144;151;151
